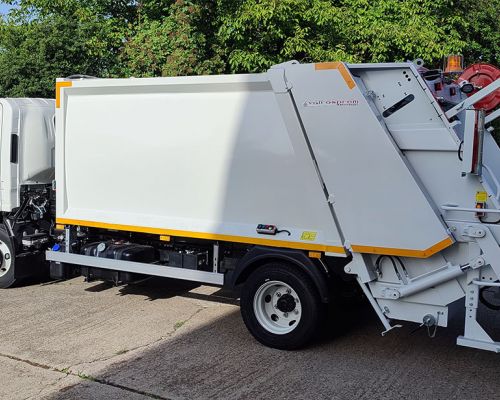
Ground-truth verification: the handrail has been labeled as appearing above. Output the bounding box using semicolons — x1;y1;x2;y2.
472;280;500;287
441;204;500;214
445;79;500;119
485;108;500;125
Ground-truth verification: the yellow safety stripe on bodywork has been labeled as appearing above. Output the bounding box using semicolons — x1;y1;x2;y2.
56;81;73;108
315;62;356;89
56;218;346;254
351;237;454;259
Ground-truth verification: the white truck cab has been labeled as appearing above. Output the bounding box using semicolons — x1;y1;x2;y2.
0;98;55;211
0;98;55;287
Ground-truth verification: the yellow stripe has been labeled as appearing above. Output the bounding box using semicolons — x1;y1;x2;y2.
56;81;73;108
56;218;346;254
315;62;356;89
351;237;454;258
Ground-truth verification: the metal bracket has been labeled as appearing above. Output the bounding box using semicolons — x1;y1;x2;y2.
457;272;500;353
462;225;486;238
470;256;486;269
355;276;402;335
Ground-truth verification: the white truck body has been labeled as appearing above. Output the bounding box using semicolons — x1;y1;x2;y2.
4;60;500;352
54;74;344;254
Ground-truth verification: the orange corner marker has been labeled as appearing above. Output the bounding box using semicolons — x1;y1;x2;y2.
56;81;73;108
315;62;356;90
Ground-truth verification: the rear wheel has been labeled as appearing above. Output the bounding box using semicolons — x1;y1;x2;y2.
0;226;15;288
240;262;323;350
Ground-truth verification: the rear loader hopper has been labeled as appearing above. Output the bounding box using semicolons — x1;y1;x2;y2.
1;57;500;351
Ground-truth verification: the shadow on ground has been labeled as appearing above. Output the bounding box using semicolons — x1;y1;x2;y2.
43;277;500;400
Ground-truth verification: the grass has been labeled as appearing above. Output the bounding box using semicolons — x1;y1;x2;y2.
77;371;97;382
174;320;185;330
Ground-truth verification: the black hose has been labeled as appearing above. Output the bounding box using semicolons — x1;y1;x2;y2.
479;286;500;311
458;140;464;161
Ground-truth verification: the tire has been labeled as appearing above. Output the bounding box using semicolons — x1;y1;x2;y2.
0;226;16;288
240;262;323;350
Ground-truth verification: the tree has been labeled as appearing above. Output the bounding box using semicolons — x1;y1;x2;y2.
120;0;224;77
0;0;128;97
215;0;479;73
0;0;498;98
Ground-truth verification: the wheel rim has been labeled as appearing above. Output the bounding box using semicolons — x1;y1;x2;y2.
253;280;302;335
0;240;12;278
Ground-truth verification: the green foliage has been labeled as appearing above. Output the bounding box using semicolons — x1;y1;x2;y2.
217;0;467;72
217;0;352;72
0;0;498;97
121;0;224;77
452;0;500;64
0;0;127;97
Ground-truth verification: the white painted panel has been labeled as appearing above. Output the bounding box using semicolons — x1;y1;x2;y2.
57;76;343;250
356;68;459;151
284;63;451;253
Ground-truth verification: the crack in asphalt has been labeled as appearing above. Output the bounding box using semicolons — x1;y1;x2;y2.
0;352;170;399
71;305;207;369
0;305;208;400
28;373;69;400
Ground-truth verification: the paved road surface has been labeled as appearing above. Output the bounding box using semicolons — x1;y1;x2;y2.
0;277;499;399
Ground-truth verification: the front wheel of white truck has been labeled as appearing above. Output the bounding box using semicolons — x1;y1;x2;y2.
0;226;16;288
240;262;323;350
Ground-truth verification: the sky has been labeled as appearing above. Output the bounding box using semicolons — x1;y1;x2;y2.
0;3;13;15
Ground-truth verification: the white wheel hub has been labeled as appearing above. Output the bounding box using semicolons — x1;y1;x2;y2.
0;240;12;278
253;280;302;335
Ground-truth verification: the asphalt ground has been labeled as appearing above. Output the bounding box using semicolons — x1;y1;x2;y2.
0;276;499;399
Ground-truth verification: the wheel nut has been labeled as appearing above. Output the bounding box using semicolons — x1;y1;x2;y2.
284;312;288;317
286;289;291;294
276;292;281;297
294;310;299;315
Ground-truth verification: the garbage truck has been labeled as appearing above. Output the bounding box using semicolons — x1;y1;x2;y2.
1;57;500;351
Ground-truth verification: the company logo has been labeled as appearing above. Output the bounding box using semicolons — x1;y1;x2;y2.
303;99;359;107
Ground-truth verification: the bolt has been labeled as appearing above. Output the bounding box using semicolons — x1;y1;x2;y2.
286;289;291;294
294;310;299;315
276;292;281;298
284;312;288;317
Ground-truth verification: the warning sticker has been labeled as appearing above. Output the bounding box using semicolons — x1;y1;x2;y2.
301;231;317;241
476;191;488;203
